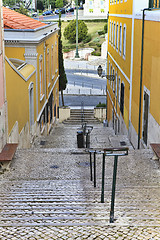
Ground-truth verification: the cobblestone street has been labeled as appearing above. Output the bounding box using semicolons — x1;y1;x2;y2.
0;123;160;239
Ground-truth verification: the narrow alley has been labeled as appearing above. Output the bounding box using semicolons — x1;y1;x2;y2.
0;123;159;239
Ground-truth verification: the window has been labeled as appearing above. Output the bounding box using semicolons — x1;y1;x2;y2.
39;55;43;98
112;22;113;44
123;25;126;58
118;77;121;104
47;48;50;86
113;22;116;47
109;21;111;43
55;39;58;72
119;24;122;54
51;45;54;78
115;72;117;98
110;65;112;84
120;82;125;115
112;69;115;91
116;23;119;50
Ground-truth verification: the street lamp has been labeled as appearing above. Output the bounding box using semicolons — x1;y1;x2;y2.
97;65;103;77
97;65;115;126
75;0;79;58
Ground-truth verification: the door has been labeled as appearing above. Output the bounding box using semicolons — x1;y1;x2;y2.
120;83;124;115
143;92;149;145
29;84;34;127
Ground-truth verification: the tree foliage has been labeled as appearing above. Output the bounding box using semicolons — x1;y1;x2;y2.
16;6;29;16
58;14;67;106
37;0;44;10
64;20;88;43
55;0;63;8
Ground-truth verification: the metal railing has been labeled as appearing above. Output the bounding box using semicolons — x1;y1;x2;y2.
87;147;129;223
81;101;84;124
149;0;160;8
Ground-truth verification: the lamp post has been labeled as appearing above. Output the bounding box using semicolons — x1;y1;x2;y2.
75;0;79;58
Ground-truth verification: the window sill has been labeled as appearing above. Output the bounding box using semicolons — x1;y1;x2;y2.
40;125;45;134
40;94;45;102
52;75;55;81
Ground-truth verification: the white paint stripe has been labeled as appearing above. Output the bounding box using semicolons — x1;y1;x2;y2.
48;75;59;99
109;14;133;18
37;100;48;122
108;52;130;83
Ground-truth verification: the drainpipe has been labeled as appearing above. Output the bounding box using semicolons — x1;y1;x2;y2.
137;8;151;149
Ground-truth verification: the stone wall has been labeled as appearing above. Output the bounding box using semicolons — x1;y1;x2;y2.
59;107;70;123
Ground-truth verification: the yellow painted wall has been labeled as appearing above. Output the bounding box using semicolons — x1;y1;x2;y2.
109;0;133;15
108;16;132;79
132;19;160;134
36;31;59;116
5;59;36;135
107;55;130;129
5;47;25;61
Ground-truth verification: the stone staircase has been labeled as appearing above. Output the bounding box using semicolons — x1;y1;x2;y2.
0;124;159;236
63;109;100;124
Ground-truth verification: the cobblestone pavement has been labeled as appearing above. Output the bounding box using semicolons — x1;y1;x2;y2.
0;123;160;239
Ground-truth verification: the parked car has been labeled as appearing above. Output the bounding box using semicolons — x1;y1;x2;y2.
42;10;53;16
78;6;84;10
55;8;65;14
66;7;74;12
32;12;38;17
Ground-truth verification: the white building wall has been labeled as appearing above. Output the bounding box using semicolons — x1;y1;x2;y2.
83;0;108;17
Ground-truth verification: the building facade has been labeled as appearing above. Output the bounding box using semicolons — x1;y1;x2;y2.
0;4;7;152
83;0;108;17
3;7;59;148
107;0;160;148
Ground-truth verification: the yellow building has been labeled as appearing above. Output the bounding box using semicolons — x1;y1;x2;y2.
107;0;160;149
3;7;59;148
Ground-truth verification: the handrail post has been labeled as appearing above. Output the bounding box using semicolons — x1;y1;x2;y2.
110;155;118;223
94;151;96;188
101;152;105;203
89;152;93;181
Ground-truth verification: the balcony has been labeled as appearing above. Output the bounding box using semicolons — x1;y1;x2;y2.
149;0;160;8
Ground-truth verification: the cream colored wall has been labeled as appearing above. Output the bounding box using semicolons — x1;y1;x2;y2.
59;107;70;122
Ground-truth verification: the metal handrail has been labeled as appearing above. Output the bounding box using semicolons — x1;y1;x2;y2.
86;147;129;223
81;101;84;124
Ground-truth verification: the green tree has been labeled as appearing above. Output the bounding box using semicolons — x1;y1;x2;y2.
55;0;63;8
16;6;29;16
37;0;44;10
58;13;67;106
64;20;88;43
